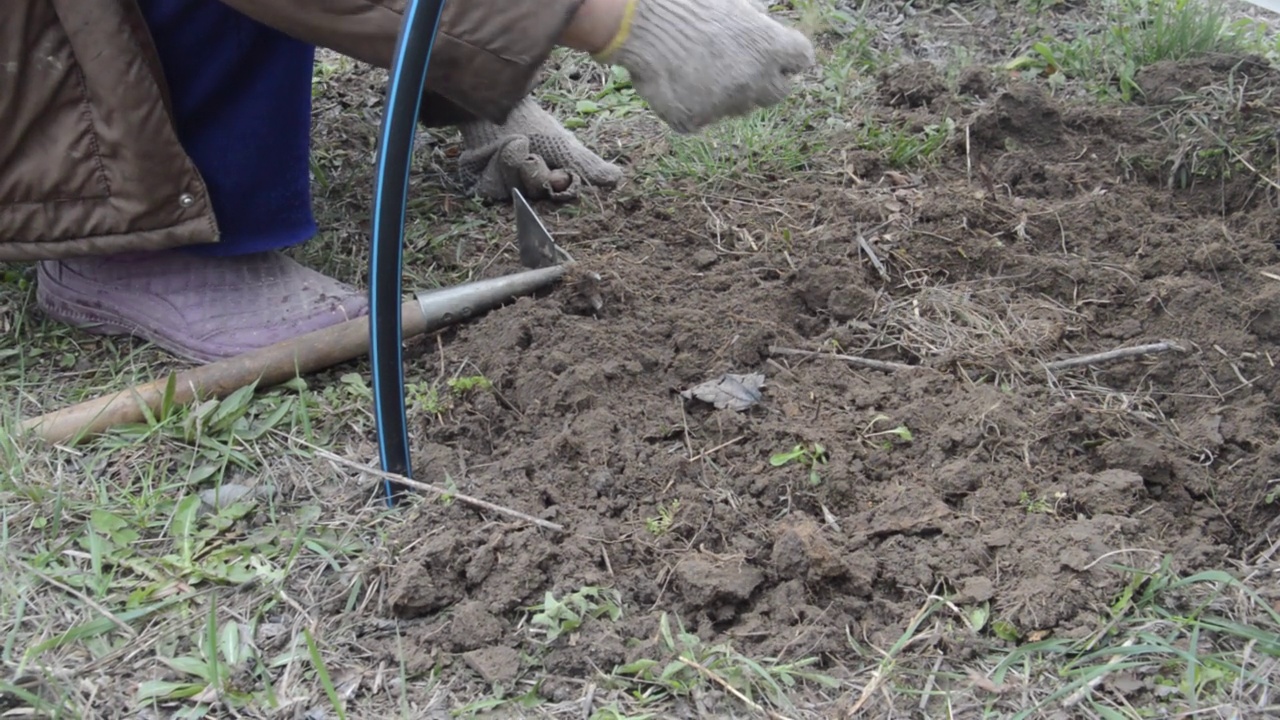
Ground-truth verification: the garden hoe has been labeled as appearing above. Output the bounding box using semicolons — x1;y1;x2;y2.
19;188;572;450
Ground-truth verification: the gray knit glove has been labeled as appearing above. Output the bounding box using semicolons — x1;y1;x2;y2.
594;0;815;133
457;97;624;202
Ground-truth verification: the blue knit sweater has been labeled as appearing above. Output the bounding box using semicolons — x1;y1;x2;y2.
137;0;319;257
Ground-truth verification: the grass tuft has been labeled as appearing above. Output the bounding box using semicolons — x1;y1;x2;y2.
986;558;1280;718
1012;0;1272;100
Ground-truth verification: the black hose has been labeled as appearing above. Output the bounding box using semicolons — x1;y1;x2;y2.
369;0;446;506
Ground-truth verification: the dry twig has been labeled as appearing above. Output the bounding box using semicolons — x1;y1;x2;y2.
769;345;917;373
309;446;566;533
857;232;889;280
688;435;745;463
1043;341;1184;372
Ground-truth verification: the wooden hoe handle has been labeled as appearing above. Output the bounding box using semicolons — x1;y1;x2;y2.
20;300;426;446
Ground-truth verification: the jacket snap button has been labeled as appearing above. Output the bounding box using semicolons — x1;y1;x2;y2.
179;193;195;208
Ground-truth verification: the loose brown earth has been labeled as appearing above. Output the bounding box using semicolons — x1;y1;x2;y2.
340;50;1280;713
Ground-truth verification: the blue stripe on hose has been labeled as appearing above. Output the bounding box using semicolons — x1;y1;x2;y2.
370;0;446;506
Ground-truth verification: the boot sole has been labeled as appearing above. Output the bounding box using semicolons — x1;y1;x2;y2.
36;278;222;364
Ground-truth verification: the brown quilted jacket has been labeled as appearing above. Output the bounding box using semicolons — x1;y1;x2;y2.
0;0;583;262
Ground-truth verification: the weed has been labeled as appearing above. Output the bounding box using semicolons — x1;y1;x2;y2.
860;117;957;168
436;473;459;506
405;380;444;416
447;374;492;394
561;66;647;129
138;598;260;707
1011;0;1271;101
644;499;680;537
407;372;493;419
609;613;838;713
305;627;347;720
452;687;545;716
1017;490;1064;514
861;414;915;450
986;558;1280;717
589;708;658;720
656;105;820;186
525;587;624;645
789;0;861;38
770;442;829;486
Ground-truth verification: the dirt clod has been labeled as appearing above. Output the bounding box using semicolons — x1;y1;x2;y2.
770;517;846;581
462;646;521;685
445;601;506;652
1074;469;1145;516
675;557;765;612
956;576;995;604
879;61;946;108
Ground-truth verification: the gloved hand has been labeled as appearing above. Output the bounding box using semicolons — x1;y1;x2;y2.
457;96;624;202
594;0;815;133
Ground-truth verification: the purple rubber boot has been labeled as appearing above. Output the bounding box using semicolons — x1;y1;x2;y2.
36;251;369;364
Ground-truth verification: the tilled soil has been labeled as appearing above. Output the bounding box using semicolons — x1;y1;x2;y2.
370;52;1280;709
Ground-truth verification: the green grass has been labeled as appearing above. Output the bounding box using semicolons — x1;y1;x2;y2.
833;558;1280;718
604;612;840;715
1002;0;1280;190
0;365;384;715
987;559;1280;717
1011;0;1273;101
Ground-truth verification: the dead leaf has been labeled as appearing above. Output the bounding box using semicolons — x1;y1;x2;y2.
884;171;913;186
190;685;221;704
197;484;275;516
968;669;1007;694
335;672;363;701
1107;672;1145;694
680;373;765;411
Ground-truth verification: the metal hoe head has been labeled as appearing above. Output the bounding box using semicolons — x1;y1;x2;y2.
514;187;575;269
410;187;574;326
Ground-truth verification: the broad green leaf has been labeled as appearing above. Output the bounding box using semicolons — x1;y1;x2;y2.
89;510;128;535
137;680;208;701
165;655;213;681
220;621;244;666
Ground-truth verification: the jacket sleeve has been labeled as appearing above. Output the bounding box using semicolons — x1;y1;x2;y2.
216;0;585;125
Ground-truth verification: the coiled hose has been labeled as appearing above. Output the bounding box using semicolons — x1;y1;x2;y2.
369;0;446;506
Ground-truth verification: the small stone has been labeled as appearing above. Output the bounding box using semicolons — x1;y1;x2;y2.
691;249;719;269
